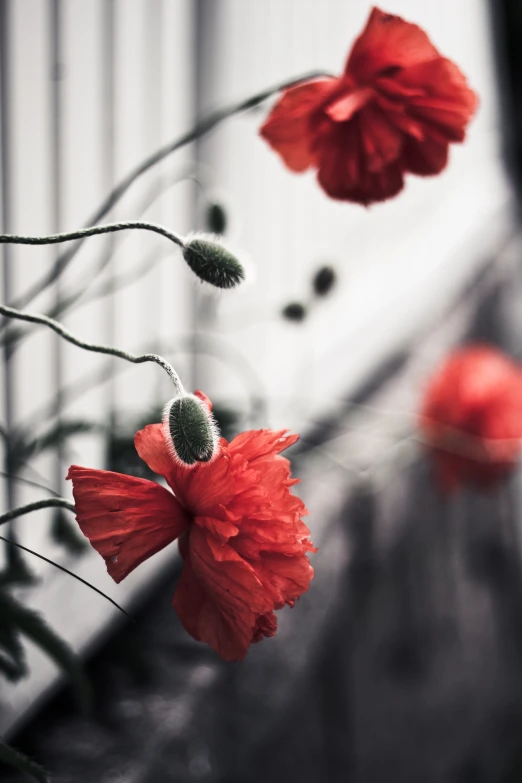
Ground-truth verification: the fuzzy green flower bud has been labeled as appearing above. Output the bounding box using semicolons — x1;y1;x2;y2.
163;392;219;467
182;233;244;289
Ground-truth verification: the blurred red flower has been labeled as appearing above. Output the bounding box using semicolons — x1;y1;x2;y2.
419;346;522;492
67;395;315;661
260;6;478;205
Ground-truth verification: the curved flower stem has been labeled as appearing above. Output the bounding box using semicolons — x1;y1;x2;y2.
1;169;200;349
0;533;131;618
0;497;75;525
0;219;185;251
0;304;185;395
11;70;332;311
25;332;267;434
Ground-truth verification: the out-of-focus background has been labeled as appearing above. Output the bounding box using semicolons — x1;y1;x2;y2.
1;0;522;780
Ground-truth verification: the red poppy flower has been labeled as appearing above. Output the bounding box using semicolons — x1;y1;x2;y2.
66;395;315;661
260;6;478;205
419;346;522;492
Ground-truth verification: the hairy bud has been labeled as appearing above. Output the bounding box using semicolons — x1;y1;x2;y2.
183;234;244;289
163;392;220;467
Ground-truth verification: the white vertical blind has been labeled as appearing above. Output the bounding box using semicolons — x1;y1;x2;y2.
0;0;196;735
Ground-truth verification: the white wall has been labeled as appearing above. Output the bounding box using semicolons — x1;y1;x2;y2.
195;0;513;432
0;0;197;734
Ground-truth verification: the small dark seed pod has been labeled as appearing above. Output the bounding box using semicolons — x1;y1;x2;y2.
205;202;227;235
281;302;307;322
312;265;336;297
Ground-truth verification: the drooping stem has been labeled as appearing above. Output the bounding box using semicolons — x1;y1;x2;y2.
0;304;185;395
11;70;332;311
0;220;185;251
0;533;130;618
1;168;200;350
0;497;75;525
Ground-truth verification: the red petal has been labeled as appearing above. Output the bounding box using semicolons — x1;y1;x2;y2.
402;135;448;175
174;525;272;661
401;59;478;142
251;611;277;643
193;513;239;543
134;424;178;489
67;466;189;582
324;86;373;123
315;120;404;204
136;423;235;513
357;103;404;173
419;346;522;491
193;389;213;412
250;552;315;610
346;7;440;81
260;79;336;172
228;429;299;462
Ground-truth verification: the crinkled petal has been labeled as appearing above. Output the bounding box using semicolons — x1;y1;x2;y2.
178;453;236;515
357;103;404;172
401;58;478;142
346;7;440;81
251;611;278;644
315;120;404;204
253;552;315;610
174;526;272;661
193;513;239;543
136;424;235;513
67;466;189;582
402;135;449;175
228;429;299;462
260;79;337;172
134;424;178;490
324;86;373;123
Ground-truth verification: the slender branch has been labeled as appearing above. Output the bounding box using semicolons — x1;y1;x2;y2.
10;70;332;311
0;219;185;251
26;333;267;433
0;534;131;618
0;497;75;525
1;168;200;348
0;304;185;394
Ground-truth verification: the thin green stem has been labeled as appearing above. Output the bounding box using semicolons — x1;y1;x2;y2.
1;168;200;349
0;533;131;618
10;70;332;311
0;497;75;525
0;303;185;395
0;219;185;251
